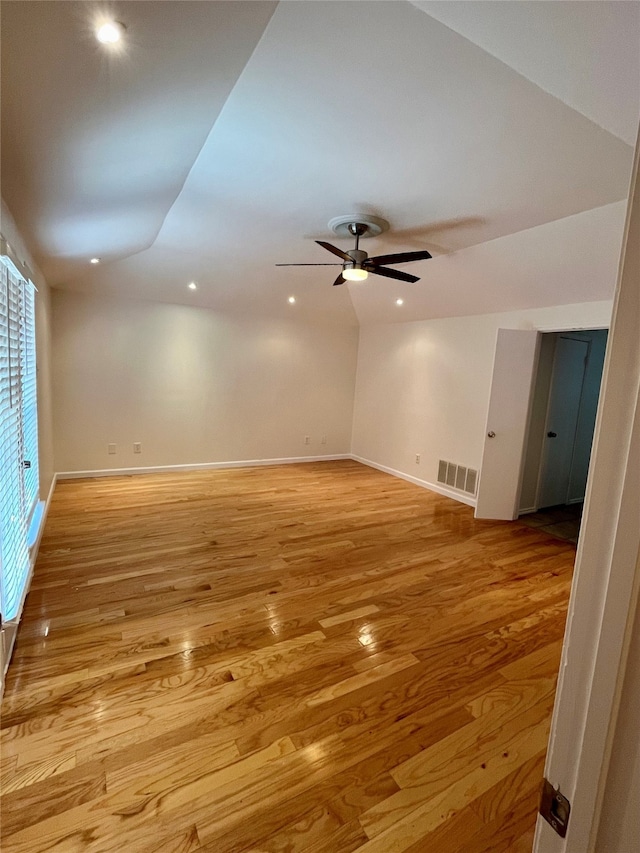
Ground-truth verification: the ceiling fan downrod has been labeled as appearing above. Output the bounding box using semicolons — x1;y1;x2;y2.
344;223;369;271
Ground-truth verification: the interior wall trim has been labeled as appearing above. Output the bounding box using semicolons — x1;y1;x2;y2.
1;473;58;683
56;456;477;510
56;455;352;479
32;473;58;554
351;454;477;508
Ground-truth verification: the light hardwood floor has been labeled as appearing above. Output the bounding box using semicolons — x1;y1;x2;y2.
0;461;574;853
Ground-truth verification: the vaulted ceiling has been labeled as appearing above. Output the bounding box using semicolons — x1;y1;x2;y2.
2;1;639;325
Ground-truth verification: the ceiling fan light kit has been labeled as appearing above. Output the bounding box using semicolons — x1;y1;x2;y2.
343;265;369;281
277;214;432;286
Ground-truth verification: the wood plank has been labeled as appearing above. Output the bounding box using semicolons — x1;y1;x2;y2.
305;654;420;707
359;689;555;839
1;765;106;836
0;461;572;853
319;605;380;628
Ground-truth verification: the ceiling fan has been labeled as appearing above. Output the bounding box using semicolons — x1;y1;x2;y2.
276;215;432;286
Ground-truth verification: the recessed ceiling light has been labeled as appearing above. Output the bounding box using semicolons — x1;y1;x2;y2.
90;257;100;264
188;282;197;290
396;298;404;306
95;20;125;45
288;296;296;304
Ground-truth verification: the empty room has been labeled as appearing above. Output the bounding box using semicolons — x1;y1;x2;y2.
1;3;639;852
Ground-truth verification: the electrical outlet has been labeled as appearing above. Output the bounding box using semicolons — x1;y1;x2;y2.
133;442;141;454
321;435;327;445
108;443;116;455
415;454;421;464
304;435;311;445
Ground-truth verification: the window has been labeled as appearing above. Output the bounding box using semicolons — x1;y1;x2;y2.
0;251;39;622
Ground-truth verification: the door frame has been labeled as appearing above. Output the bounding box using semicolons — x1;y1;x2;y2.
531;331;608;512
534;132;640;851
476;324;609;521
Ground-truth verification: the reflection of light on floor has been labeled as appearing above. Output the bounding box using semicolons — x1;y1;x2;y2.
265;603;284;635
179;638;195;660
358;623;375;647
93;700;108;721
304;740;329;765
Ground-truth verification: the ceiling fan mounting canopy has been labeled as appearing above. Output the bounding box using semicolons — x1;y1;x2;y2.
276;213;432;286
328;214;389;239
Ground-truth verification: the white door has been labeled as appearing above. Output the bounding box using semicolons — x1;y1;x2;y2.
475;328;539;519
537;336;589;509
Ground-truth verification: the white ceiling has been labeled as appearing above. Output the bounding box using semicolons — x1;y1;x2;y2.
413;1;640;145
2;1;639;326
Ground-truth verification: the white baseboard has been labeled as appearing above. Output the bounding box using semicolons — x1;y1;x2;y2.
55;456;476;514
350;455;477;508
29;473;57;552
56;455;351;480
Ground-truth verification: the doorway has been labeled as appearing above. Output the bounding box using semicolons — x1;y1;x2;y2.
519;329;608;538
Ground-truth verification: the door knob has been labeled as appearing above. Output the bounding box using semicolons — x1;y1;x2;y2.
547;431;557;438
487;431;496;438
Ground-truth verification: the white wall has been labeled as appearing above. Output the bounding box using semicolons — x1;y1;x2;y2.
1;200;55;499
52;290;359;472
351;301;613;499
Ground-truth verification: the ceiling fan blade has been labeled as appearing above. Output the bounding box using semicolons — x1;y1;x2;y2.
368;266;420;283
315;240;352;262
275;263;342;266
332;273;347;286
368;250;432;265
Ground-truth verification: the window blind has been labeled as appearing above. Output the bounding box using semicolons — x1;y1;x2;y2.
0;255;37;622
21;281;39;520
